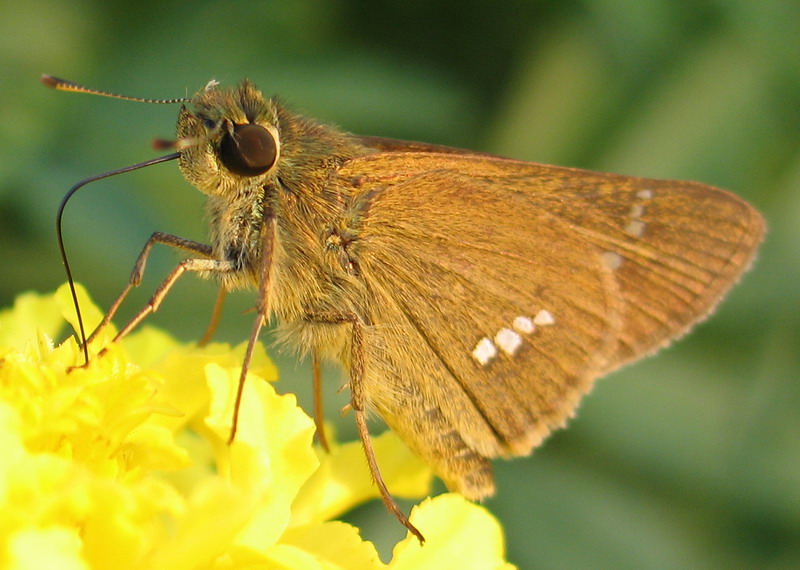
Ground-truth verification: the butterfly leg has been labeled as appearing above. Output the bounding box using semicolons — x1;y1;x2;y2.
109;256;236;344
311;350;331;452
227;215;274;445
88;232;215;344
226;309;267;445
306;309;425;543
86;250;237;387
198;285;227;346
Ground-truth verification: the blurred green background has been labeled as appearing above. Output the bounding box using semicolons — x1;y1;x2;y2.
3;0;799;567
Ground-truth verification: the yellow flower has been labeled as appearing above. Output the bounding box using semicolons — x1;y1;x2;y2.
0;285;516;569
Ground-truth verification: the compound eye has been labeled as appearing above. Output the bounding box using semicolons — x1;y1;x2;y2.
219;123;277;176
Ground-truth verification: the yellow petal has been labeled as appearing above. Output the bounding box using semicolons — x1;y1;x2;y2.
389;494;516;570
7;527;87;570
2;288;515;569
292;429;432;525
54;282;109;346
123;423;191;472
145;477;256;570
204;363;319;551
0;290;62;354
276;521;385;570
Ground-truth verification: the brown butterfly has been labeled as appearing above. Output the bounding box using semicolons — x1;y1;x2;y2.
44;75;764;542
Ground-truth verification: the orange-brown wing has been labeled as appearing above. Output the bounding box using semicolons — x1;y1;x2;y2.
335;151;763;498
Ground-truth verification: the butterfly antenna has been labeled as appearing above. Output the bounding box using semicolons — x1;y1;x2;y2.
43;74;191;364
41;74;190;104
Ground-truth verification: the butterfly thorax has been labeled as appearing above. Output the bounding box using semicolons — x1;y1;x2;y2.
177;80;375;333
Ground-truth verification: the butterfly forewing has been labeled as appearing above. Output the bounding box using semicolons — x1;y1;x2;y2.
337;151;763;499
544;172;763;368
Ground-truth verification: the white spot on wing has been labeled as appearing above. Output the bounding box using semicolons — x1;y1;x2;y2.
629;204;645;218
602;251;623;270
495;327;523;355
512;316;535;334
625;219;646;237
636;189;654;200
534;309;555;326
472;337;497;365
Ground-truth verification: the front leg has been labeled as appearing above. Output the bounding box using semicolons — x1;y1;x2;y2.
89;232;216;344
110;256;236;344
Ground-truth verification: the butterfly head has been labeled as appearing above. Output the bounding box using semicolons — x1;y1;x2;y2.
177;80;282;197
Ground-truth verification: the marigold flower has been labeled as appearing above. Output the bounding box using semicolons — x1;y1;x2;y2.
0;285;515;569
